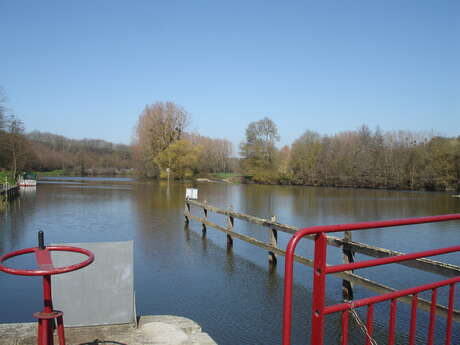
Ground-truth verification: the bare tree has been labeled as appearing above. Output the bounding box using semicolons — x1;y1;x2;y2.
185;133;233;173
133;102;189;177
0;92;6;132
4;115;31;178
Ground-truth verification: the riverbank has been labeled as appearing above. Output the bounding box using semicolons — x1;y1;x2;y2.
197;174;460;194
34;169;134;178
33;168;460;193
0;315;217;345
0;171;15;185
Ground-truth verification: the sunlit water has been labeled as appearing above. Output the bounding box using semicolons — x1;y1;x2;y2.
0;179;459;345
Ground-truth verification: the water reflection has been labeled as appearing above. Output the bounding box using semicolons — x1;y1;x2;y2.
0;179;459;345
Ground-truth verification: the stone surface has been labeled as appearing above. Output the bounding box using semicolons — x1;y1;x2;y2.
0;315;218;345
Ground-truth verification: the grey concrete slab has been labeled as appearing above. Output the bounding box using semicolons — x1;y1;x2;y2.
0;315;218;345
51;241;134;327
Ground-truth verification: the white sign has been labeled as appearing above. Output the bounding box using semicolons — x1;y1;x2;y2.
186;188;198;200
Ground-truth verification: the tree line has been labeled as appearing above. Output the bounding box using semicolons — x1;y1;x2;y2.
240;118;460;191
2;88;458;191
27;131;132;176
0;89;133;177
1;95;235;179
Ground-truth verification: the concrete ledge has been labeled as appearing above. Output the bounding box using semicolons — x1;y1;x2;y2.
0;315;218;345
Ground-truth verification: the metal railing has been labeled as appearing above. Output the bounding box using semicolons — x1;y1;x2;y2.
282;214;460;345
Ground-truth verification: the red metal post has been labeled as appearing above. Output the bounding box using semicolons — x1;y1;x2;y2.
57;316;65;345
310;233;328;345
388;299;397;345
428;288;437;345
341;311;349;345
366;304;374;345
445;283;455;345
409;294;418;345
42;275;54;345
282;235;302;345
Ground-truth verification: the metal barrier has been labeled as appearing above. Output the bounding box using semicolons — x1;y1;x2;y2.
282;214;460;345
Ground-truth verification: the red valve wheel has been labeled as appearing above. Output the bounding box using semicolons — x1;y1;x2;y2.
0;246;94;276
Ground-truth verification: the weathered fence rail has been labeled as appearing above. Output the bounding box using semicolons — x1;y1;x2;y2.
184;199;460;322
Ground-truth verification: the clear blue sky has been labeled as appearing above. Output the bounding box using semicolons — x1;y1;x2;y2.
1;1;459;149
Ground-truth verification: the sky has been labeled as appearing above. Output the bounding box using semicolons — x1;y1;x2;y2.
0;1;459;149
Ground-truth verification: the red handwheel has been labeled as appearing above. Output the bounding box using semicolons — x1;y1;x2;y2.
0;231;95;345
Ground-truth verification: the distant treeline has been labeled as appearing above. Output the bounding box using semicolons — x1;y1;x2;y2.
0;126;133;177
240;118;460;191
0;89;132;177
1;90;459;191
1;96;236;179
27;131;133;176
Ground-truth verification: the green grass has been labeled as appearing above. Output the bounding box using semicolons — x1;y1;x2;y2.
0;171;15;185
209;172;242;179
34;169;68;177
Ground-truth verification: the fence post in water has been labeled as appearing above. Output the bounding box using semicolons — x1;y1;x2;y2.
226;206;234;248
5;179;9;201
342;230;355;301
202;200;208;235
184;201;191;224
268;215;278;266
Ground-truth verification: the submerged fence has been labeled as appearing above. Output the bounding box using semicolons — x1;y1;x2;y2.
0;184;19;203
184;199;460;327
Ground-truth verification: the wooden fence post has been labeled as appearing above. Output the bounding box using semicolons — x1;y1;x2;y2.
184;201;191;224
226;206;234;248
268;215;278;266
342;230;355;301
202;200;208;235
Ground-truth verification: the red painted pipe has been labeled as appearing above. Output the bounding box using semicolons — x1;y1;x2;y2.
446;284;456;345
326;246;460;274
409;294;418;345
427;288;437;345
282;213;460;345
388;299;397;345
324;277;459;315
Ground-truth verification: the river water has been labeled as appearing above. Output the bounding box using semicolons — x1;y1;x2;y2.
0;178;459;345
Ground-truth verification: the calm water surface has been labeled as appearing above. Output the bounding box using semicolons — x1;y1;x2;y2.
1;179;459;345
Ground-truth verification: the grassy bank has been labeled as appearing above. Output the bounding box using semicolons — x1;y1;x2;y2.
207;172;243;182
0;171;15;185
34;169;68;177
34;169;134;177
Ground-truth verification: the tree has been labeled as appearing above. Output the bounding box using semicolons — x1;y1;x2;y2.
133;102;189;177
0;88;8;168
289;130;322;185
240;117;280;181
0;90;6;132
155;139;200;180
186;133;234;173
3;115;33;178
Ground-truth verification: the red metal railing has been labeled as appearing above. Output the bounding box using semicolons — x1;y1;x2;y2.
282;214;460;345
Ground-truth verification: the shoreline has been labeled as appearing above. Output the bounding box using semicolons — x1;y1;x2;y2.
35;173;460;194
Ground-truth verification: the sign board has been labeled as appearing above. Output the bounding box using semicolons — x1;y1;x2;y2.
186;188;198;200
51;241;135;327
